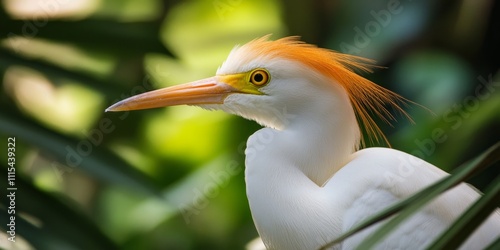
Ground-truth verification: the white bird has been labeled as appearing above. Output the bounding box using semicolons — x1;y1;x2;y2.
107;36;500;249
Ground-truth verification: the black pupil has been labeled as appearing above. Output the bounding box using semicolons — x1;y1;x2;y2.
253;73;264;82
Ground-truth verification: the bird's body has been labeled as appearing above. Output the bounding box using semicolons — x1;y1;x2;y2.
247;145;500;249
107;36;500;249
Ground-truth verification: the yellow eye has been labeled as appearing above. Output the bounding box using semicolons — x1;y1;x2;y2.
249;69;270;86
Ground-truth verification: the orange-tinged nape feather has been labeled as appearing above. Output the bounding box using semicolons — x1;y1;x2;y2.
244;36;412;147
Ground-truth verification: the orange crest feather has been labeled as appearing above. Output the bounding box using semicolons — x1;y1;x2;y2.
245;36;412;147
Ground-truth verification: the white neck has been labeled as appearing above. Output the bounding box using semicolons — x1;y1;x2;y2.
244;83;359;249
260;80;360;185
286;101;359;185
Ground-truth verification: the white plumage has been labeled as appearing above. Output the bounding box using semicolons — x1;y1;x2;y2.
107;36;500;249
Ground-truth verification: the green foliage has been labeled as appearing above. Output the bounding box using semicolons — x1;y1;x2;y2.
0;0;498;249
0;166;118;250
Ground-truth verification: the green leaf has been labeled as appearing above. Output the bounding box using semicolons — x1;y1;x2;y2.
319;142;500;250
0;17;174;57
0;107;163;197
0;47;126;99
485;236;500;250
427;174;500;249
0;166;118;250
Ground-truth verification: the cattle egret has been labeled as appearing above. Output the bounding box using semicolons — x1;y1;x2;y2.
107;36;500;249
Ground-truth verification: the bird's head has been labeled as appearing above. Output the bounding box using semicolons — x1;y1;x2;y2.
107;36;409;146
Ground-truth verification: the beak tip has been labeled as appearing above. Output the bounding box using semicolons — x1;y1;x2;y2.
105;103;123;112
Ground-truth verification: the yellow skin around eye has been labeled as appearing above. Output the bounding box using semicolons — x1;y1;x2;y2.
217;68;271;96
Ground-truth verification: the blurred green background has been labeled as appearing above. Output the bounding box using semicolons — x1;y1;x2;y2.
0;0;498;249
